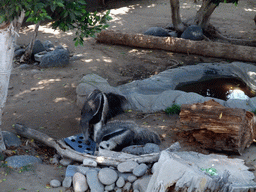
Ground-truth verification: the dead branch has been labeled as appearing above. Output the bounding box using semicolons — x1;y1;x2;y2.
14;124;160;167
96;30;256;62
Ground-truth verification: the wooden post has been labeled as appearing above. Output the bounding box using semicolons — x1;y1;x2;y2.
179;100;255;154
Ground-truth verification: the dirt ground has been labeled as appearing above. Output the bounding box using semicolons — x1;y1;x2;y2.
1;0;256;191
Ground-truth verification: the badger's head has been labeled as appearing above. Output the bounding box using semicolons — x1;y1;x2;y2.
80;89;108;143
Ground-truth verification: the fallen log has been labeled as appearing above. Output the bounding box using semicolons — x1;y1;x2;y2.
96;30;256;62
14;123;160;167
179;100;255;154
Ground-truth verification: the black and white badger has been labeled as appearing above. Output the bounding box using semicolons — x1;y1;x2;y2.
80;89;161;151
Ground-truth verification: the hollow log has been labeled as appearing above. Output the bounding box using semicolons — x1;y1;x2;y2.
179;100;255;154
14;124;160;166
96;30;256;62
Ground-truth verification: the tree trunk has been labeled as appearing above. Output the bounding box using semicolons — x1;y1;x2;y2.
192;0;218;29
179;100;255;154
170;0;185;32
20;21;40;63
96;30;256;62
0;11;25;151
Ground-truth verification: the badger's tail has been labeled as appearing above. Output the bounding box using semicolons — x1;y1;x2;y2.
133;127;161;145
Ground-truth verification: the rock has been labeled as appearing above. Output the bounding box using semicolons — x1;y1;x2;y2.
18;64;32;70
115;188;122;192
128;175;137;183
62;176;72;188
73;172;88;192
50;179;61;188
144;27;170;37
134;190;139;192
5;155;42;168
98;168;118;185
168;31;178;37
116;176;125;188
181;25;204;40
76;166;90;175
105;183;115;191
175;92;204;106
39;47;69;68
86;169;104;192
133;163;148;177
66;165;79;177
50;155;59;165
133;175;151;192
60;158;72;166
83;158;97;167
123;182;132;192
43;40;55;51
2;131;21;148
225;99;252;111
151;162;159;174
32;39;46;55
143;143;160;154
118;172;133;181
14;48;25;57
117;161;139;173
146;150;256;192
121;145;144;155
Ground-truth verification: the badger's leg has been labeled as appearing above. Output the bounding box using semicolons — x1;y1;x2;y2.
99;129;135;151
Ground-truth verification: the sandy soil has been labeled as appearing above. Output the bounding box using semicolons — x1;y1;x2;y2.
1;0;256;191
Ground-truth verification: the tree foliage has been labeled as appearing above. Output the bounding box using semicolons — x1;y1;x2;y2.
0;0;112;45
210;0;239;6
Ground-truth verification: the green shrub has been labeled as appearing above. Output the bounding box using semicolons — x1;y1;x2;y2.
164;104;181;115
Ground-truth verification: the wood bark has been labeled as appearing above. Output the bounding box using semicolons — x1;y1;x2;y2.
170;0;185;32
192;0;218;29
96;30;256;62
179;100;255;154
14;124;160;167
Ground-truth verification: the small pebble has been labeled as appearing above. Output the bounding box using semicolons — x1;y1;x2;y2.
116;176;125;188
115;188;122;192
128;175;137;183
133;163;148;177
117;161;139;173
104;183;115;191
73;172;88;192
83;158;97;167
98;168;118;185
123;182;132;192
60;158;72;166
62;176;72;188
50;179;61;188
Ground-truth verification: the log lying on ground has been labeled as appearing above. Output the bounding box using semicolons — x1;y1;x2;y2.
96;30;256;62
179;100;255;154
14;124;160;166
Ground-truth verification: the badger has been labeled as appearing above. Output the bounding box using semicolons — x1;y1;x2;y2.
80;89;161;151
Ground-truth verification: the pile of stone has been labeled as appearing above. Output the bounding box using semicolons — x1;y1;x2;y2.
14;39;71;68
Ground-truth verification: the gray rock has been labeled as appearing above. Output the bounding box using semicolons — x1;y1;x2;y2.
133;164;148;177
50;179;61;188
118;172;133;181
98;168;118;185
73;172;88;192
86;169;104;192
66;165;78;177
168;31;178;37
39;48;69;68
60;158;72;166
143;143;160;154
224;99;252;111
18;64;32;70
133;175;151;192
43;40;54;50
123;182;132;192
83;158;97;167
32;39;46;55
62;176;72;188
115;189;122;192
14;48;25;57
2;131;21;148
76;166;90;175
121;145;144;155
144;27;169;37
116;176;125;188
181;25;204;40
128;175;137;183
117;161;139;173
151;162;159;174
249;97;256;111
105;183;115;191
175;92;204;106
134;190;140;192
5;155;42;168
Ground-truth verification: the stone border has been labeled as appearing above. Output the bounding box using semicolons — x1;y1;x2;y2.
76;62;256;112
